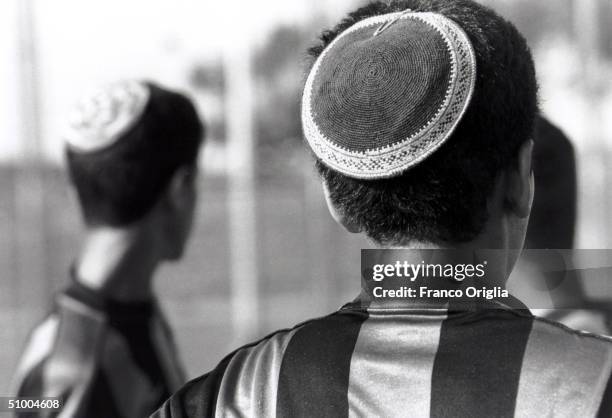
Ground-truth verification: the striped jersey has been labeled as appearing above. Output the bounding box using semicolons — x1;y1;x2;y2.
154;296;612;418
13;281;185;418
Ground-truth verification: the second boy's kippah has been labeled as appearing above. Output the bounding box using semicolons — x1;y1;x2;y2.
302;10;477;179
64;80;151;153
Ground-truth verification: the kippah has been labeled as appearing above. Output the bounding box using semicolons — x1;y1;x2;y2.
302;10;476;179
64;80;151;153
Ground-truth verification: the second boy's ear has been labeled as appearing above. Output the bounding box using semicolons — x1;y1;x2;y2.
504;139;534;219
322;180;361;233
165;166;195;211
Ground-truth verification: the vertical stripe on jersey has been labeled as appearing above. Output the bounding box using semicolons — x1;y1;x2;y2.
51;296;106;418
348;311;446;418
214;328;299;417
430;310;533;418
151;315;185;392
276;311;368;418
12;316;59;394
85;370;124;418
514;319;612;418
101;328;161;417
154;352;238;418
597;373;612;418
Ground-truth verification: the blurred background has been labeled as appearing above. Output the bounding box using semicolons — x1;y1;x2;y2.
0;0;611;391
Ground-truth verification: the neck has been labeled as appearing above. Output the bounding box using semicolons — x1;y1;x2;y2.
384;236;511;289
75;224;160;302
357;229;521;310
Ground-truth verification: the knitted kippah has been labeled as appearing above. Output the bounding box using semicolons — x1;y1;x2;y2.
64;80;151;153
302;10;477;179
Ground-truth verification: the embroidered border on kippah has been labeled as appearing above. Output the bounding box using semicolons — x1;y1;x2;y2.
64;80;151;153
302;11;477;179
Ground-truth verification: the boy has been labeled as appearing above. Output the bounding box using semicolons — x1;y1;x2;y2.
13;80;204;417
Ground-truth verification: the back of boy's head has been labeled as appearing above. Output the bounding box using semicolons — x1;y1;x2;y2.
305;0;538;245
65;80;204;227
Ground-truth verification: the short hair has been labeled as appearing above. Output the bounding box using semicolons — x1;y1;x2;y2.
309;0;538;244
66;82;204;226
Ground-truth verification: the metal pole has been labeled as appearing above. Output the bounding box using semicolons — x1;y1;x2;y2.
15;0;48;309
224;34;259;344
12;0;49;372
574;0;609;247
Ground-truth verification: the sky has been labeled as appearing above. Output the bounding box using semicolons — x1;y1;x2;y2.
0;0;356;162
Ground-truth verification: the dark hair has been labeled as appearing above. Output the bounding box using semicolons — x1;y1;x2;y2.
66;82;204;226
309;0;538;244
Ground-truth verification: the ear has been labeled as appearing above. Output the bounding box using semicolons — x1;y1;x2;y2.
322;180;361;233
165;166;194;212
505;140;534;219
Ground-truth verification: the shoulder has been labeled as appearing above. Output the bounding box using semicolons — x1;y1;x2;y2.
503;311;612;417
502;308;612;355
152;309;367;417
527;311;612;348
529;314;612;380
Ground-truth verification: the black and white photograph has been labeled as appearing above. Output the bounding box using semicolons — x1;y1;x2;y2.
1;0;612;417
